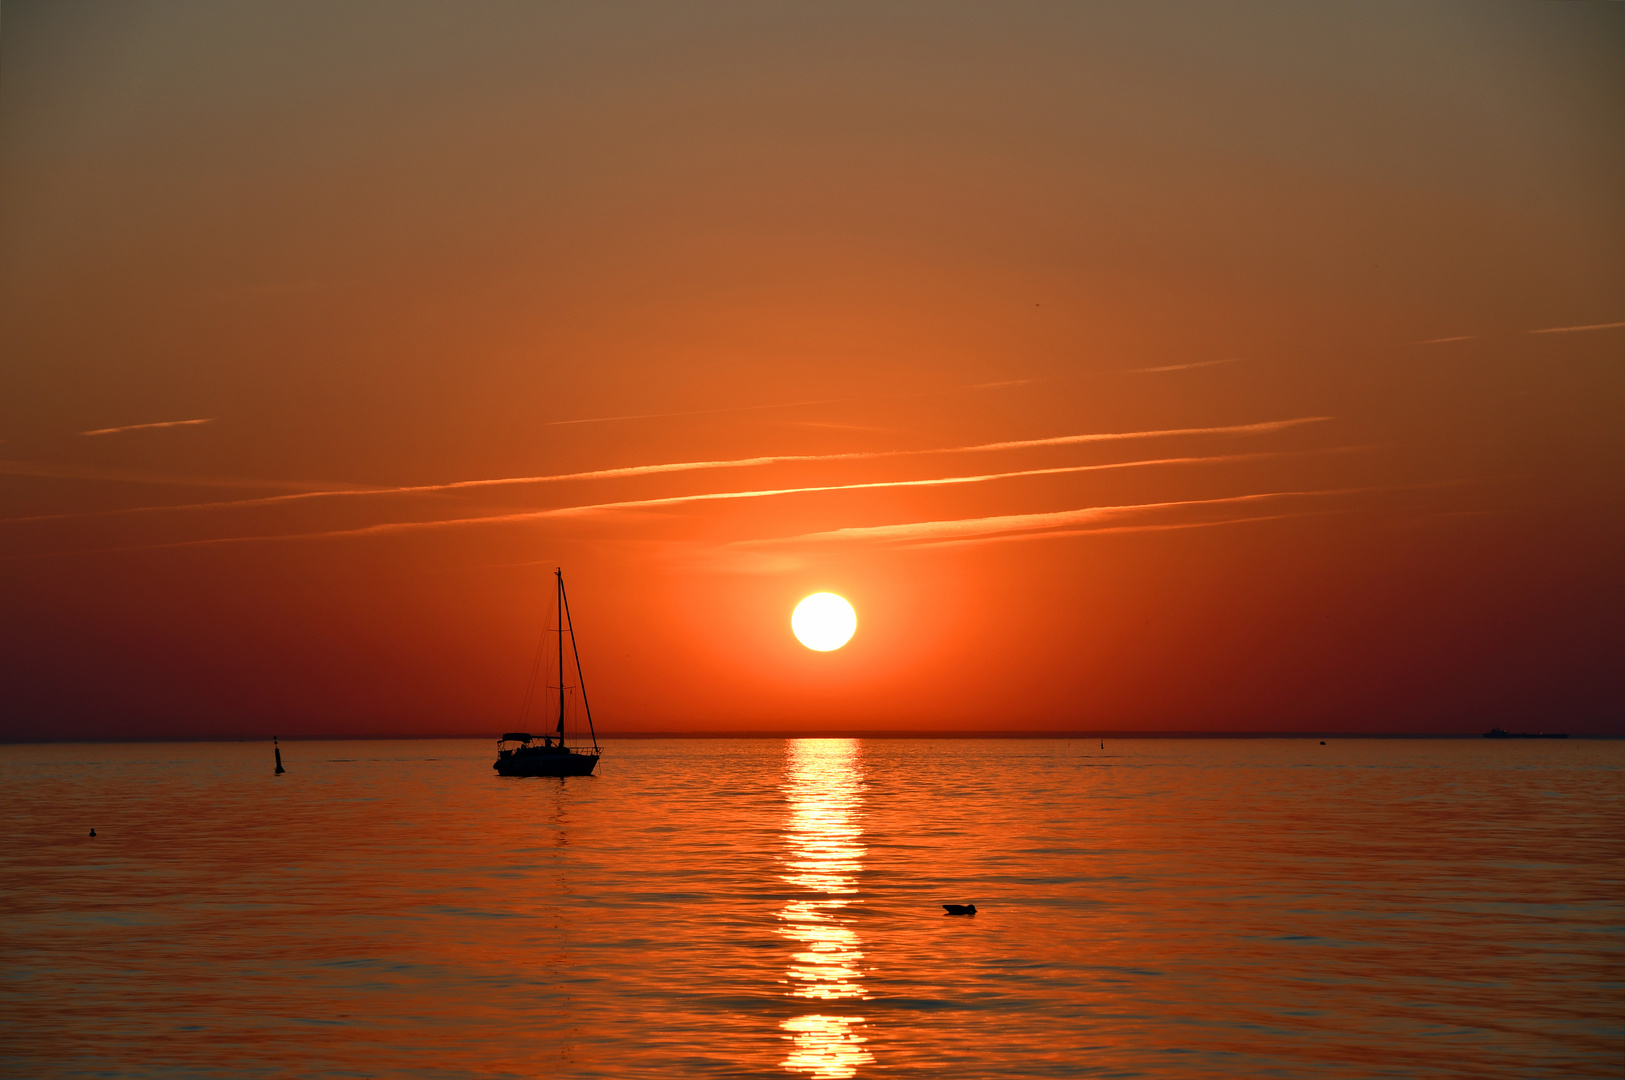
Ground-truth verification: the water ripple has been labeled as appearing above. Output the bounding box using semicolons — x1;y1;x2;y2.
1;737;1620;1078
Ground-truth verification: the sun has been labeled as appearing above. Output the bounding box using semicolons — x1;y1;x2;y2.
791;593;857;651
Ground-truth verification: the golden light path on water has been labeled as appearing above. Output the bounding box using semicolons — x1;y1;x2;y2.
778;739;874;1078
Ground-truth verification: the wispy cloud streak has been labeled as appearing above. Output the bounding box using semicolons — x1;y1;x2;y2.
0;460;363;493
1127;358;1240;373
8;453;1306;559
1417;321;1624;343
282;453;1280;537
544;452;1281;516
4;417;1330;524
80;418;214;436
745;478;1483;550
737;493;1332;552
914;510;1347;548
946;417;1325;455
745;490;1368;548
1528;320;1625;335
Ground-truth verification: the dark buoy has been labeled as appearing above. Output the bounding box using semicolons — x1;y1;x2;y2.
274;735;286;775
942;903;977;916
89;828;96;837
1320;741;1326;745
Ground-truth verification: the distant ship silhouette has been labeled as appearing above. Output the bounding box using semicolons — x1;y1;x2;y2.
1482;728;1568;739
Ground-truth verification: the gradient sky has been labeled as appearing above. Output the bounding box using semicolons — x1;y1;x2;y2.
3;1;1622;738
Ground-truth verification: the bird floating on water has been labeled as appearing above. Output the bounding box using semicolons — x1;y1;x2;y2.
942;903;977;916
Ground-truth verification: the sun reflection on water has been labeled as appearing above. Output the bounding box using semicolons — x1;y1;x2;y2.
778;739;874;1078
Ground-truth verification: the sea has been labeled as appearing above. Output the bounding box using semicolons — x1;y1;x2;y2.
2;738;1620;1079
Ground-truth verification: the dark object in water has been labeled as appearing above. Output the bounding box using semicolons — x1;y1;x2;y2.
89;828;96;837
496;731;599;776
495;568;602;778
1483;728;1568;739
274;735;285;775
943;904;977;916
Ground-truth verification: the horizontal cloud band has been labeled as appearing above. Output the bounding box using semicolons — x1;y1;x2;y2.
9;449;1364;561
79;418;214;437
740;490;1368;548
5;416;1330;524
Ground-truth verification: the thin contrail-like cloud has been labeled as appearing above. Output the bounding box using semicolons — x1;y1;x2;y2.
1528;320;1625;335
80;418;214;437
0;460;364;493
8;452;1295;559
1127;358;1241;373
1417;322;1624;343
4;417;1331;524
742;478;1476;549
738;490;1356;548
272;453;1280;533
911;510;1348;548
946;417;1325;454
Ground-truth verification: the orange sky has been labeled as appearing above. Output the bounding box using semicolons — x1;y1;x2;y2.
2;2;1622;738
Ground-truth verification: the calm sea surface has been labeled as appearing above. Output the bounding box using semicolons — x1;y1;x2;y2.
2;738;1620;1079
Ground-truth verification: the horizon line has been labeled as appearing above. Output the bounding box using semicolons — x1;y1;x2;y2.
3;730;1608;744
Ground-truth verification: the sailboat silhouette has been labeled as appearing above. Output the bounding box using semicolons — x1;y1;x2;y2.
493;568;602;777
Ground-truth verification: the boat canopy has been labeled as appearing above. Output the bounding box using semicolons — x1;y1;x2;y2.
500;732;533;742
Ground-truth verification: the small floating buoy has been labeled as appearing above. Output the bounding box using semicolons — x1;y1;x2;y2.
1320;741;1326;745
274;735;285;775
89;828;96;837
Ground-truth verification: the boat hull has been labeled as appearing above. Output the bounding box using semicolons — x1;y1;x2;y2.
494;750;600;777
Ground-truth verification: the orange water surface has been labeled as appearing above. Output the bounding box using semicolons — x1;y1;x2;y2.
2;738;1620;1078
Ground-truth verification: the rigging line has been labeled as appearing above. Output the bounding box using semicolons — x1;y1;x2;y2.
560;572;599;755
517;632;547;729
517;587;550;728
557;569;566;738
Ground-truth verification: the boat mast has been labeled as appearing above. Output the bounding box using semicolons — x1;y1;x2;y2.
558;571;600;754
556;567;566;742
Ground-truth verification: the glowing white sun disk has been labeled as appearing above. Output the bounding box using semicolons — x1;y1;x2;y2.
792;593;857;651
